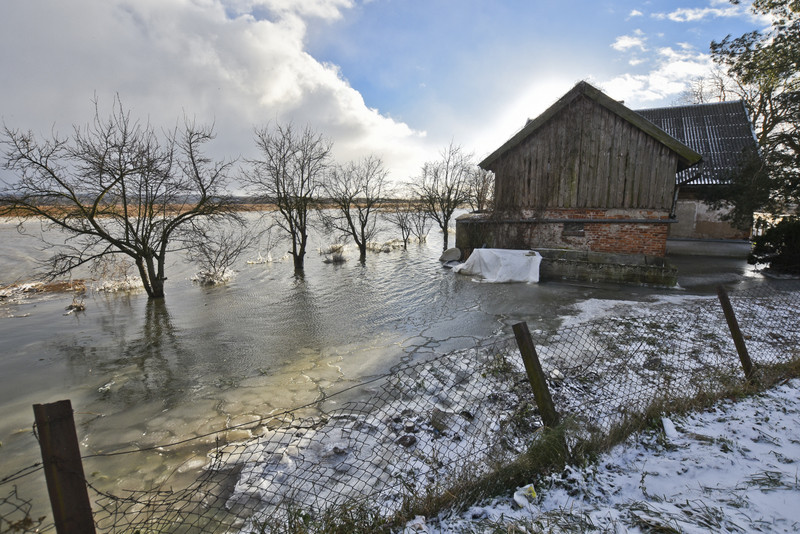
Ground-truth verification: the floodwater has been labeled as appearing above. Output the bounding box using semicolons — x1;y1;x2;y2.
0;214;762;521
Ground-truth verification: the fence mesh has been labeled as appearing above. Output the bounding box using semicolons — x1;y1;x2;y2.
0;487;48;534
2;281;799;533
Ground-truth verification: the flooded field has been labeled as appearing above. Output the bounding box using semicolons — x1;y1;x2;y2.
0;214;761;521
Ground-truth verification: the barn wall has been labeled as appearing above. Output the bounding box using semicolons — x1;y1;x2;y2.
491;95;678;212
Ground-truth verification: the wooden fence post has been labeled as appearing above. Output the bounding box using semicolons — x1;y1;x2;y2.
717;285;755;382
513;322;560;428
33;399;96;534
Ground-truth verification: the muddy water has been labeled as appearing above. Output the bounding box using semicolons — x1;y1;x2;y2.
0;216;758;521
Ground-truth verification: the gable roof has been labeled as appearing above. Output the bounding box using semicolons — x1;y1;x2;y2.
479;81;702;172
635;100;758;186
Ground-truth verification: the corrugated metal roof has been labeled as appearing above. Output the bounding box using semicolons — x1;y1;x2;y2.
636;101;758;186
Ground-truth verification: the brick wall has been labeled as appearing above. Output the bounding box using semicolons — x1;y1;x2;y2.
456;208;671;257
586;221;669;256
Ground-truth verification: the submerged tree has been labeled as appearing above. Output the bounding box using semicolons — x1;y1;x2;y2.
409;203;433;243
411;143;472;250
385;202;414;250
186;218;259;284
245;123;332;272
321;155;390;263
0;98;237;299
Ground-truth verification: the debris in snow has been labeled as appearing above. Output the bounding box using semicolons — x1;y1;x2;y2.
403;515;430;533
396;434;417;448
661;416;679;440
512;483;537;510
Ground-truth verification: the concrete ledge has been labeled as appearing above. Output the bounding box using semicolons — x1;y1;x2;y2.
536;248;678;286
666;238;751;258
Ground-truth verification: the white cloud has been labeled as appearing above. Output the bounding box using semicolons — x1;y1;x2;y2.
600;46;713;106
611;30;648;52
652;5;743;22
628;9;644;18
0;0;428;184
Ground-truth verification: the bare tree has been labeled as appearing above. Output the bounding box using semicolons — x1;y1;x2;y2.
245;123;332;272
384;202;414;250
321;155;390;262
186;219;258;284
0;98;236;299
678;68;734;104
409;202;433;243
411;143;472;249
466;166;494;212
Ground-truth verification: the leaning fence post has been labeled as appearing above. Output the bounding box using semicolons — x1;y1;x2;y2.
513;322;560;428
716;285;755;382
33;399;96;534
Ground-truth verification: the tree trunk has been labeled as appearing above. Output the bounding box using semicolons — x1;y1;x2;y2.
442;226;450;250
358;243;367;263
136;256;166;299
293;251;305;271
150;277;166;299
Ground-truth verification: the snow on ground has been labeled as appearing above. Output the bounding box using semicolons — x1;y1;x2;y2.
421;378;800;533
560;294;716;328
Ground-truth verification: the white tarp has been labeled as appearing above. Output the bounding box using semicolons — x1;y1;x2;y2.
452;249;541;283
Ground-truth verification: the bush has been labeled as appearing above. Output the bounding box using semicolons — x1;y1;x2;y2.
749;217;800;274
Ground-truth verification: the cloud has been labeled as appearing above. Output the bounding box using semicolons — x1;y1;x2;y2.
652;4;743;22
600;45;713;106
0;0;428;183
628;9;644;18
611;30;647;52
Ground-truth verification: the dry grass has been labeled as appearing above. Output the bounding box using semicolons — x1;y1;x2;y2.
0;279;87;294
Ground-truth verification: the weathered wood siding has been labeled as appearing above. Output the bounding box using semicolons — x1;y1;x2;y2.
491;95;678;212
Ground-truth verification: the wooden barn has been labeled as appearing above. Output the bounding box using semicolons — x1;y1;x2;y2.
456;81;702;285
636;100;757;242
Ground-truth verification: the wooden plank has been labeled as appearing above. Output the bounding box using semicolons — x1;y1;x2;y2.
607;113;622;207
641;138;655;208
627;130;647;208
580;106;600;208
568;98;585;208
552;106;566;209
619;120;634;208
596;107;614;208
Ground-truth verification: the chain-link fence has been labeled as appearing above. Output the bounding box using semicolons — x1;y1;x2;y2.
2;281;799;533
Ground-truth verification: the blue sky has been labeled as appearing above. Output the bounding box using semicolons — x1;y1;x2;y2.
0;0;767;186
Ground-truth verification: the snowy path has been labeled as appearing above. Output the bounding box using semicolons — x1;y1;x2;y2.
420;378;800;533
